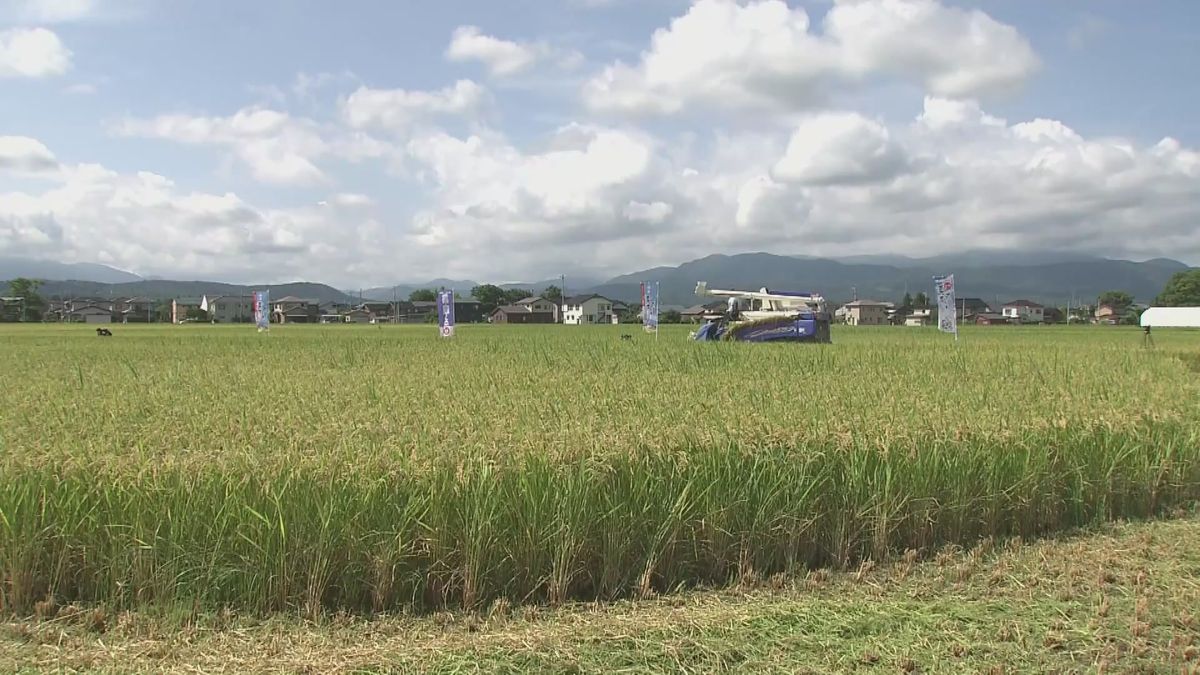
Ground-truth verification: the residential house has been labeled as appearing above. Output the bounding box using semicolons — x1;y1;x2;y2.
904;307;933;327
344;308;374;324
841;300;890;325
394;299;482;324
66;304;113;324
402;301;437;323
272;296;320;324
681;301;726;323
115;297;154;323
975;313;1011;326
319;301;352;318
959;298;993;316
0;297;23;322
491;305;556;324
205;295;254;323
1093;303;1130;325
1002;300;1045;324
563;294;616;324
454;299;484;323
357;302;394;322
515;296;559;322
171;297;204;324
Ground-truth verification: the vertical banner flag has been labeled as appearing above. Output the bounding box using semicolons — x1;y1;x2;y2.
437;290;455;338
642;281;660;334
933;274;957;337
253;290;270;331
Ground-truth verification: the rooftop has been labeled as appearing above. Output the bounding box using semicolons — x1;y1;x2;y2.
1003;299;1044;308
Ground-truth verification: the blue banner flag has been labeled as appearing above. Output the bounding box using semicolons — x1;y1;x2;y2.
437;290;455;337
642;281;659;333
253;290;270;331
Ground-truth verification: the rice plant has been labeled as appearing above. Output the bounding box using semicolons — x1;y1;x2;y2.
1;323;1197;615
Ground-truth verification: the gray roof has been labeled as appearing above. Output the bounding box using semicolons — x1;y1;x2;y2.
843;299;890;307
516;296;547;305
565;293;611;305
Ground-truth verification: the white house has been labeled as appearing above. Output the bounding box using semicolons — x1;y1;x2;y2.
1001;299;1045;324
563;294;616;324
903;307;933;327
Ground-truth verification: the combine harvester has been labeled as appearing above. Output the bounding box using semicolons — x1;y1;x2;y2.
690;281;832;343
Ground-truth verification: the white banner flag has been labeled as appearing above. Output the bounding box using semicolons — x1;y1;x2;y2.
934;274;957;336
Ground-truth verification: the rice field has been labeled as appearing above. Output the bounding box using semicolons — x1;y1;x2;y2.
1;323;1198;616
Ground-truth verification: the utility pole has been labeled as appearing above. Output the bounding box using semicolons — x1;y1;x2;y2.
561;274;566;324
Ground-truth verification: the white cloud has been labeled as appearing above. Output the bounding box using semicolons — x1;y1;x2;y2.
444;27;584;77
0;27;72;78
0;145;399;283
623;200;673;223
773;112;909;185
116;107;390;186
583;0;1038;115
1;0;97;22
342;80;486;132
9;91;1200;285
0;135;58;172
446;26;541;76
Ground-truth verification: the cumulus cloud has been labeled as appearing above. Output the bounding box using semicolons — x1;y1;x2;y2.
447;26;540;76
0;27;72;78
773;112;909;185
0;143;398;283
0;135;59;172
445;26;583;77
116;107;390;185
583;0;1038;114
342;80;486;132
407;93;1200;278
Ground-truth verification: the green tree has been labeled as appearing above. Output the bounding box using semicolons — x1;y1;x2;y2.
662;309;682;324
5;278;45;321
1097;290;1134;310
1155;269;1200;306
185;307;209;321
542;285;563;305
914;292;928;307
900;292;913;311
502;288;531;304
470;284;507;313
409;289;437;302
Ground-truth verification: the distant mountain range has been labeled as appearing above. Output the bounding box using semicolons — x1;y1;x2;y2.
2;251;1191;308
0;257;142;284
598;252;1189;307
27;280;358;305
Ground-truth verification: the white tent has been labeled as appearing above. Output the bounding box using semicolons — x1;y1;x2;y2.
1140;307;1200;327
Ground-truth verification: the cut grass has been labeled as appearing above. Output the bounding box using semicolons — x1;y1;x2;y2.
3;512;1199;673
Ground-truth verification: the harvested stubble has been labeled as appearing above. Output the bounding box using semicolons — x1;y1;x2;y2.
1;323;1198;616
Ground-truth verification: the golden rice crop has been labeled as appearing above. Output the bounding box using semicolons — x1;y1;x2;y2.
1;323;1198;615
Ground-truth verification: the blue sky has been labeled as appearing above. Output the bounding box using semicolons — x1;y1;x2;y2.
2;0;1198;285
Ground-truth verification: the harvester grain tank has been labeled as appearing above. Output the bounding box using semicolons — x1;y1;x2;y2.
690;281;832;343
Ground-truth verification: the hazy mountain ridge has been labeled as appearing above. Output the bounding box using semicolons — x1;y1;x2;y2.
29;280;357;304
4;252;1190;308
0;258;142;284
590;253;1190;307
